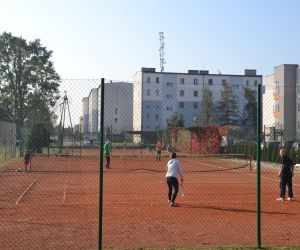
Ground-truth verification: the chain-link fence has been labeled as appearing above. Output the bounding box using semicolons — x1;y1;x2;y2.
1;74;300;249
0;121;17;161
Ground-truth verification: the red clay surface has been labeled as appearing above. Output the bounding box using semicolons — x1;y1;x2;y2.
1;149;300;249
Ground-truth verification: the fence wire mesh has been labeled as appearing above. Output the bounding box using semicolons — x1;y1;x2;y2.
102;76;258;248
1;73;300;249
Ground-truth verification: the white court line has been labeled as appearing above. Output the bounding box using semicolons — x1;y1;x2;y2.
62;158;72;203
199;161;300;188
16;175;40;205
63;184;67;203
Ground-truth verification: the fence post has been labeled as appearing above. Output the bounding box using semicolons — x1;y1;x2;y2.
99;78;105;250
257;83;262;248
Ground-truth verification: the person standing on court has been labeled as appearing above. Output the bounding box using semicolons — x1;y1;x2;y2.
166;152;184;207
155;140;162;161
104;139;111;169
23;150;32;172
277;148;294;201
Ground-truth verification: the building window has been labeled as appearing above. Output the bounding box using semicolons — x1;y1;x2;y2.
167;82;173;87
180;90;184;97
179;102;184;108
208;79;213;85
147;89;150;96
155;114;159;121
193;102;198;109
194;79;198;85
222;79;226;85
146;113;150;120
114;118;118;123
146;77;151;83
166;94;173;98
156;89;160;96
254;80;258;86
166;107;173;111
246;80;249;86
156;77;159;83
180;78;185;85
233;84;239;89
114;108;118;114
193;90;198;97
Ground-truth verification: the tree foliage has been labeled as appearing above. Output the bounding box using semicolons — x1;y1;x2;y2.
243;87;257;126
201;88;215;125
28;123;50;153
169;112;184;128
215;82;240;125
0;32;60;146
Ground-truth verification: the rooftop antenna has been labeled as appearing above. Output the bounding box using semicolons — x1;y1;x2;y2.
159;32;166;72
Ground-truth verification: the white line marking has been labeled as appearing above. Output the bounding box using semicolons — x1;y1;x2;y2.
199;162;300;188
16;175;40;205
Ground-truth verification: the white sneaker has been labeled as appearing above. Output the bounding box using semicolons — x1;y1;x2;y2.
276;197;284;201
287;197;293;201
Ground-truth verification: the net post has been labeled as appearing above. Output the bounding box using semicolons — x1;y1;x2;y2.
256;83;262;248
98;78;105;250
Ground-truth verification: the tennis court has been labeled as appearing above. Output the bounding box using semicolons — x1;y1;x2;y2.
1;151;300;248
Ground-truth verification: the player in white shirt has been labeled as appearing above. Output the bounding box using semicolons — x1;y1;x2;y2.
166;152;184;207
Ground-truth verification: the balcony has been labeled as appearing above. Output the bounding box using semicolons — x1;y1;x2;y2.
273;94;280;100
273;111;280;118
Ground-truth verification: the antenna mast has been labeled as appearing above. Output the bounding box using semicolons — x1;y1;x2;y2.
159;32;166;72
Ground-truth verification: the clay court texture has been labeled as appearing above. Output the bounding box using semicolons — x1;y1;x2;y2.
1;148;300;249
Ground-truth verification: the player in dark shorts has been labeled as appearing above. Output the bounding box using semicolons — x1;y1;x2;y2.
277;148;295;201
23;151;32;172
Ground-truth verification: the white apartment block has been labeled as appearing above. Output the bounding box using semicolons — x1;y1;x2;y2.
82;97;89;134
133;67;262;133
98;81;133;136
263;64;300;141
82;82;133;140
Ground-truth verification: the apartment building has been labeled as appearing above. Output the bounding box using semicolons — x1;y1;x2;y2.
263;64;300;141
133;67;262;134
82;82;133;140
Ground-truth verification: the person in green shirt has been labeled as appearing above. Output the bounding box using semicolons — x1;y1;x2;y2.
104;140;111;169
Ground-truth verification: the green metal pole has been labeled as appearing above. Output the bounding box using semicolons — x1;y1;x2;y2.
257;83;262;248
98;78;105;250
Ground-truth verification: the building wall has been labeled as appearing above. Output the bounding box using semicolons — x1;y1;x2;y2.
297;68;300;137
103;82;133;135
133;72;143;132
263;64;299;141
135;68;261;132
82;97;89;134
88;88;98;138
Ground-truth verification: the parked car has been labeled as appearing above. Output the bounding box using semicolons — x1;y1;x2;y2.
260;141;281;149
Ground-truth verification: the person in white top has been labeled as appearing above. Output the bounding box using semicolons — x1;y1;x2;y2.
166;152;184;207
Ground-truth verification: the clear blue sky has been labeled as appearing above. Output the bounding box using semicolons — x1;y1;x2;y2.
1;0;300;80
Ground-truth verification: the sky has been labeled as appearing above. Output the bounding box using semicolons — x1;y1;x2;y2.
1;0;300;124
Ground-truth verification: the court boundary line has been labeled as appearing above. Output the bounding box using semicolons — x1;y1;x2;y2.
15;175;40;205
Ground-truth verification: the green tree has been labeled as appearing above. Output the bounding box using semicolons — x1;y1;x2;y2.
201;88;215;125
242;87;257;126
0;32;60;151
169;112;184;128
28;123;50;153
215;81;240;125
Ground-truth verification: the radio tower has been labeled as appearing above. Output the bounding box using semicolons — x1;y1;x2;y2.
159;32;166;72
